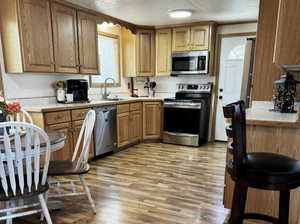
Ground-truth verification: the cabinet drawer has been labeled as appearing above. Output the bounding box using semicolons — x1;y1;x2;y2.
45;122;71;131
71;108;90;121
117;104;130;114
130;102;142;111
45;111;71;125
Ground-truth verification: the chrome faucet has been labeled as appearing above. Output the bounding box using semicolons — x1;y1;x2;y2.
103;78;116;99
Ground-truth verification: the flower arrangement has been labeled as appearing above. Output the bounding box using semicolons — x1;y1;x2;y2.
0;92;21;119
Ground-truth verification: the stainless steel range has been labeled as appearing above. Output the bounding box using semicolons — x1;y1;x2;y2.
163;83;212;147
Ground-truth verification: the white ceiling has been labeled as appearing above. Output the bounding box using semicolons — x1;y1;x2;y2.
67;0;259;26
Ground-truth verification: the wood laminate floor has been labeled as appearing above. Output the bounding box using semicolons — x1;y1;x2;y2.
15;142;229;224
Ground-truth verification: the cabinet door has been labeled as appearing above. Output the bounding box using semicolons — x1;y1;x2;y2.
129;110;142;143
156;29;172;76
190;25;210;50
46;122;73;161
274;0;300;66
72;120;95;159
51;3;79;73
117;112;130;147
143;102;162;140
122;27;137;77
19;0;54;72
77;11;99;74
136;29;155;76
172;27;190;52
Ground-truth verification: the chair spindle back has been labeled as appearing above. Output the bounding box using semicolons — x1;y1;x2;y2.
71;110;96;170
0;122;51;197
223;100;247;179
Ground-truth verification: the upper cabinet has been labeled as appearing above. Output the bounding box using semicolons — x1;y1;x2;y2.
172;27;190;52
1;0;54;73
77;11;99;74
136;29;155;77
190;25;210;51
155;29;172;76
122;28;137;77
0;0;98;74
172;25;210;52
51;3;79;73
273;0;300;67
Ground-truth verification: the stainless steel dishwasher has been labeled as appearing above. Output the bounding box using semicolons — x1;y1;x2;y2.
94;105;117;157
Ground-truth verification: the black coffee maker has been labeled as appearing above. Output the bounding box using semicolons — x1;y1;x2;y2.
66;79;89;102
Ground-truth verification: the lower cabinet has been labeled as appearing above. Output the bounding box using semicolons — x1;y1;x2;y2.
129;110;142;143
33;108;95;161
117;112;131;148
143;102;162;140
117;103;142;148
46;122;74;161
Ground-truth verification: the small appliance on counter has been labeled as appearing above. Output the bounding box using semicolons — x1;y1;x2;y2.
66;79;89;103
163;83;212;147
273;72;300;113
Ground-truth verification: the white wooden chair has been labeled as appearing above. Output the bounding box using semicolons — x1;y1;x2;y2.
47;110;97;213
0;122;52;224
6;109;33;124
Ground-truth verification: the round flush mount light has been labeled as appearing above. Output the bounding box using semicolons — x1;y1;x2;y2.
168;9;192;19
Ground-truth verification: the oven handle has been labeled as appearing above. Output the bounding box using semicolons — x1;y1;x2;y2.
164;131;199;137
163;104;201;109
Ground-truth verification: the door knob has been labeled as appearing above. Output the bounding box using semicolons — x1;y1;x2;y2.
219;96;223;100
220;89;223;92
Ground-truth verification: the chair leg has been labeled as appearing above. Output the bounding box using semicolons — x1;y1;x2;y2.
6;201;12;224
278;190;290;224
38;194;53;224
80;175;96;214
228;181;248;224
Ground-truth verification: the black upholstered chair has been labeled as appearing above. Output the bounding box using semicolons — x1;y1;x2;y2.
223;100;300;224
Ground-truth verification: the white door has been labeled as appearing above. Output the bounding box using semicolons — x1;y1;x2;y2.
215;36;253;141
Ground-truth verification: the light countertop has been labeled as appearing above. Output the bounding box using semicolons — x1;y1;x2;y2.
246;101;300;128
24;97;164;112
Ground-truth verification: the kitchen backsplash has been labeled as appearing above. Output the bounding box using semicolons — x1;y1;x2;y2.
134;75;215;98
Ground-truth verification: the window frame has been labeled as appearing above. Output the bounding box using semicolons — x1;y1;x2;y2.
90;31;121;88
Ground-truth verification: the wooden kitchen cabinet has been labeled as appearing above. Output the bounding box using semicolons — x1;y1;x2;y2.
46;122;74;161
122;28;137;77
0;0;54;73
273;0;300;66
136;29;155;76
190;25;210;51
51;2;79;73
155;29;172;76
0;0;98;74
117;103;142;148
129;110;142;143
172;27;190;52
117;112;131;147
77;11;99;74
172;25;210;52
143;102;162;140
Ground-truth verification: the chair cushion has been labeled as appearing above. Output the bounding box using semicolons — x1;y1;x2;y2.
245;152;300;177
47;160;90;177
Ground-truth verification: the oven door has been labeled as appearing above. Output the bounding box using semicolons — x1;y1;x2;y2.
163;104;201;146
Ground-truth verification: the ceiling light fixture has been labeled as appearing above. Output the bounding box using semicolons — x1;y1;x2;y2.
168;9;192;19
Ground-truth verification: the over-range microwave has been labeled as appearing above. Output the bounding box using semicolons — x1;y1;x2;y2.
171;51;209;76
